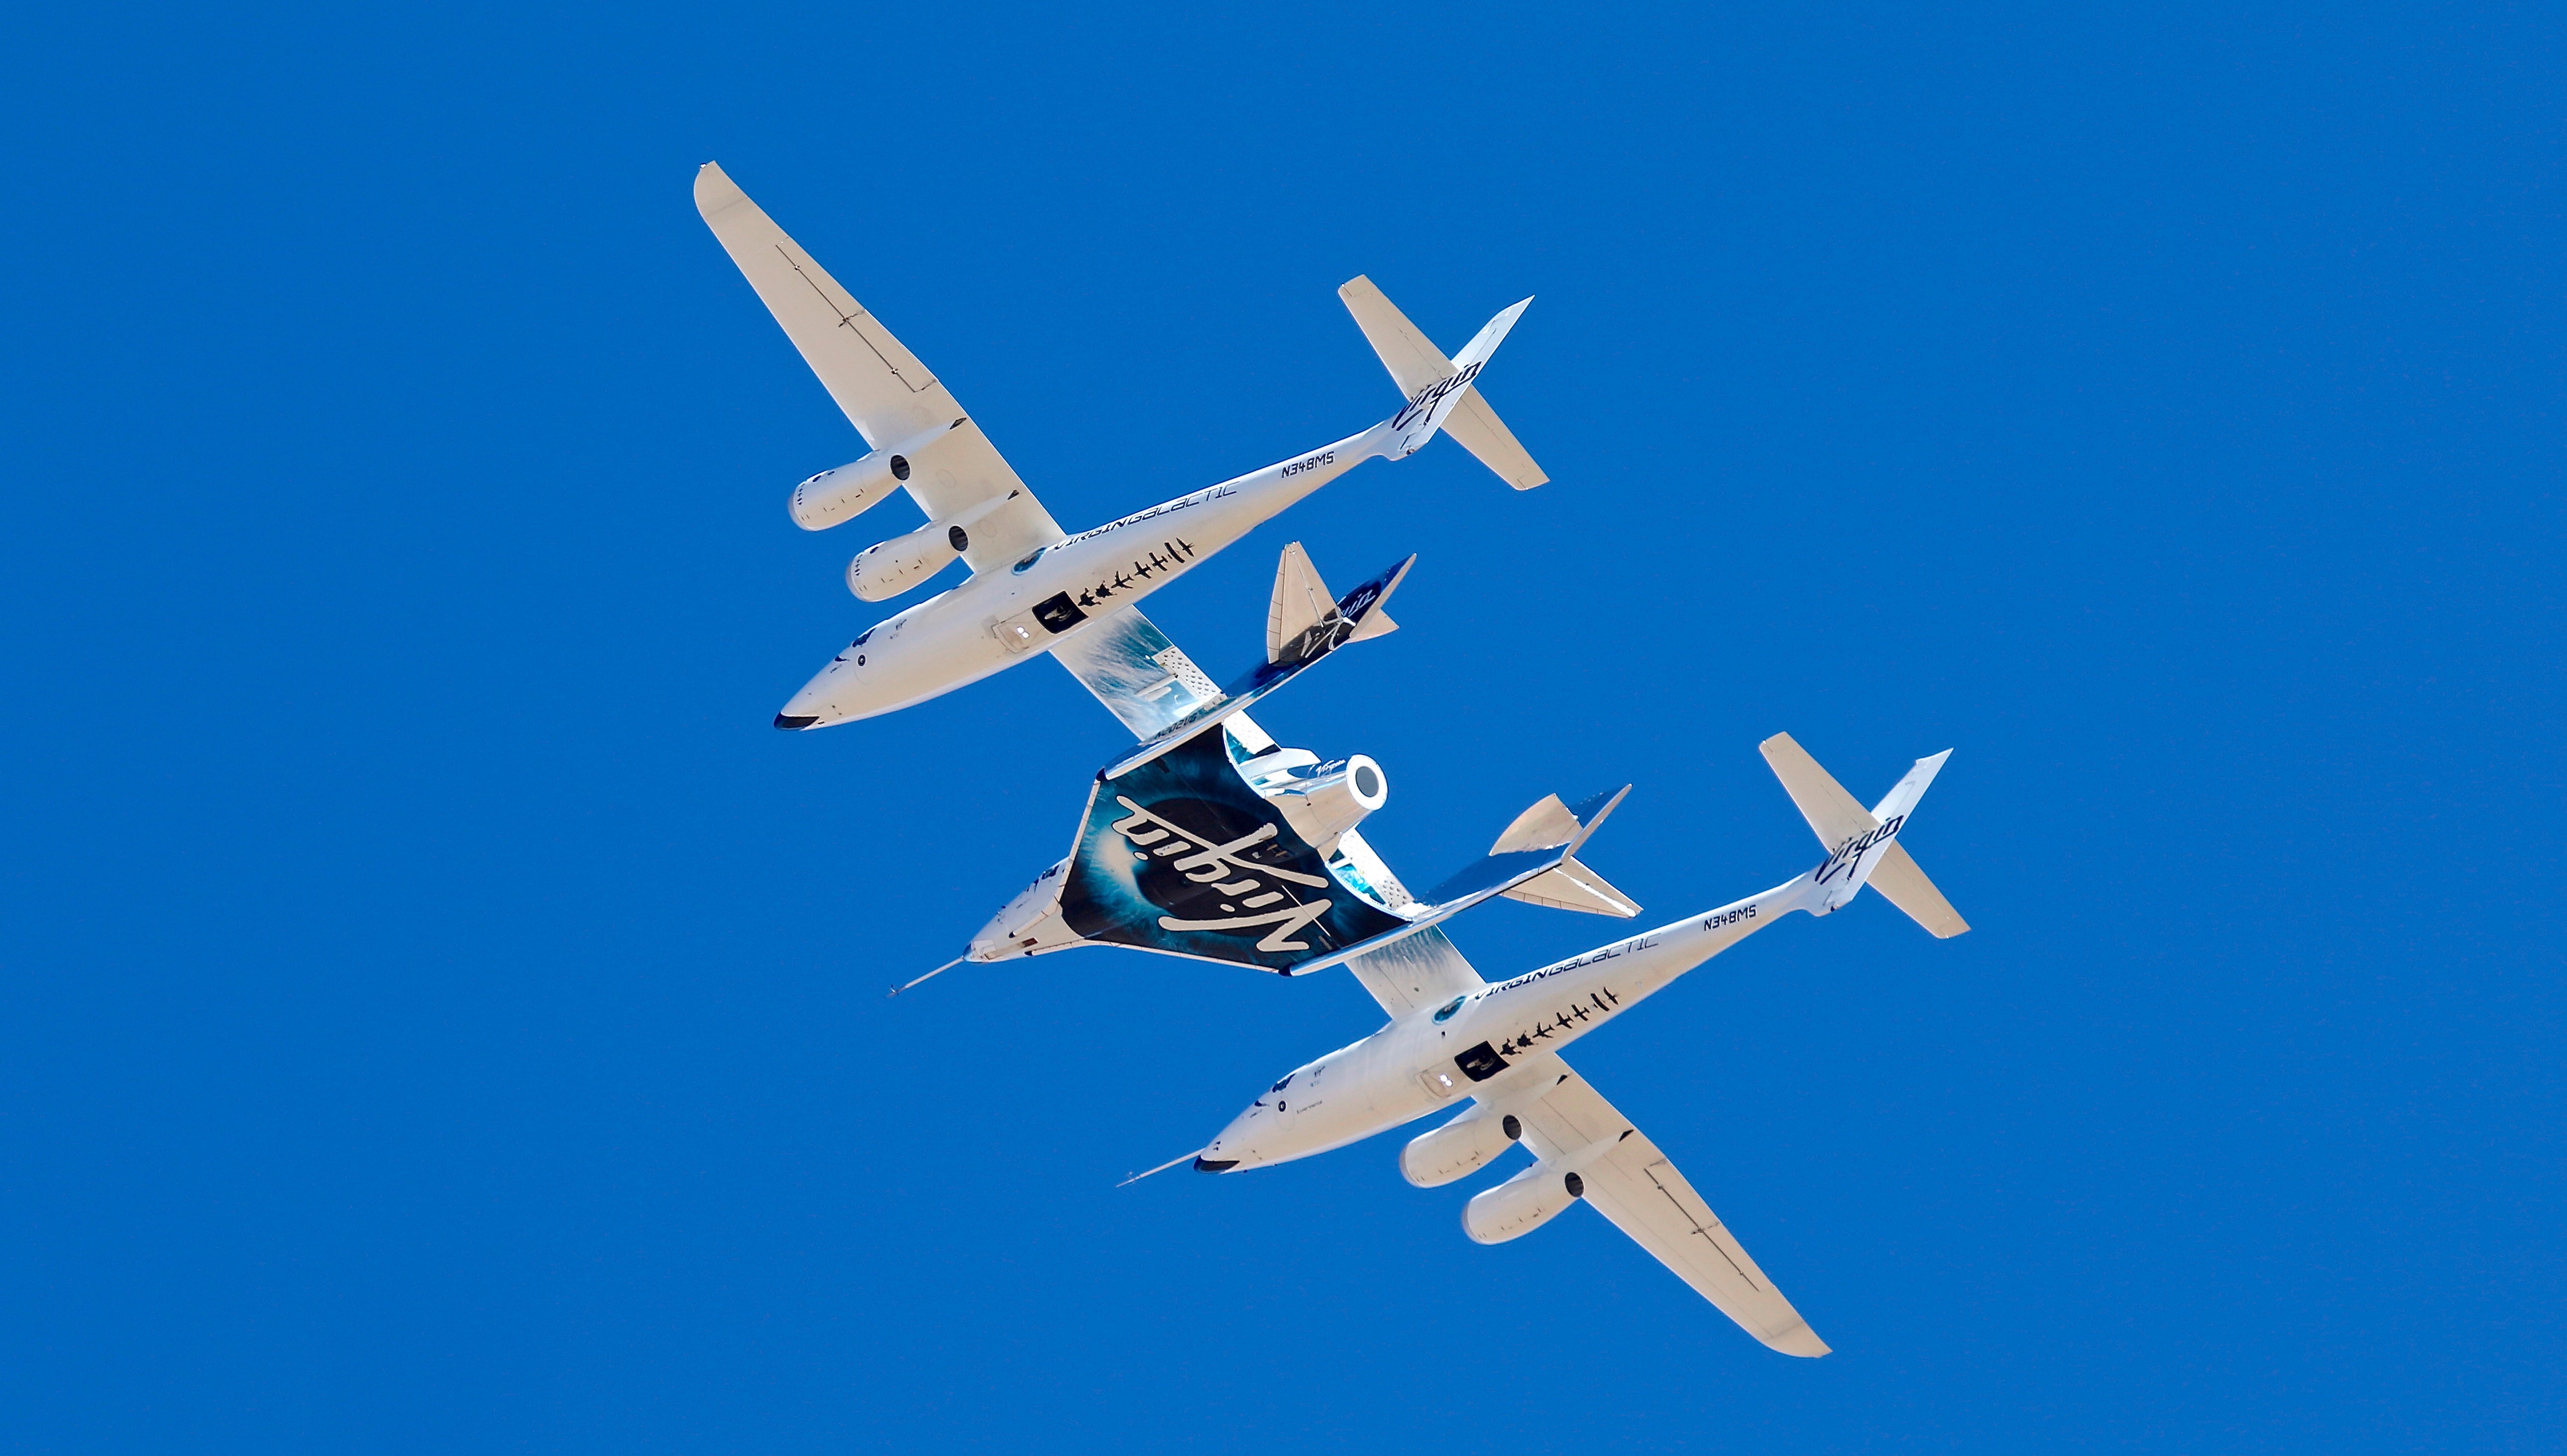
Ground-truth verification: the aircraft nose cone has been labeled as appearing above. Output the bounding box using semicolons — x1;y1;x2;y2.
1193;1157;1239;1173
774;714;820;731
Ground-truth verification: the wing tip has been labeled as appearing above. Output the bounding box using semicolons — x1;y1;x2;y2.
693;160;746;219
1765;1323;1832;1358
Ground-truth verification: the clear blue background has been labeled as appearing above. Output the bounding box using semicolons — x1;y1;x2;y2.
4;3;2561;1450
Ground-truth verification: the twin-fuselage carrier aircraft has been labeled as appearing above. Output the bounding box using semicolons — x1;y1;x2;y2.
694;162;1546;732
699;164;1973;1355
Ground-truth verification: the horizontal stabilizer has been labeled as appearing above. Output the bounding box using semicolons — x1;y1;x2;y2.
1502;855;1641;917
1440;390;1548;490
1287;786;1632;976
1759;732;1874;848
1866;841;1969;937
1338;275;1451;399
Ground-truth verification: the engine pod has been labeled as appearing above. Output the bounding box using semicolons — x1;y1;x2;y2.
846;519;962;601
1265;754;1389;856
788;422;959;531
1463;1160;1586;1244
1401;1102;1522;1188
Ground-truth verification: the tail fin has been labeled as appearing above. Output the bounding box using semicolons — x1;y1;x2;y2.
1340;276;1548;488
1265;543;1410;665
1266;543;1337;663
1760;733;1969;936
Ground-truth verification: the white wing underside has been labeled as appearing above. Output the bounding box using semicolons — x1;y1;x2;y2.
1047;607;1230;740
1340;922;1829;1352
1509;1054;1830;1356
694;163;1064;567
1344;926;1486;1018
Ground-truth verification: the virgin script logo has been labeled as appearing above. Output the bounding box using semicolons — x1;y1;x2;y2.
1390;362;1483;432
1815;814;1906;886
1107;796;1339;952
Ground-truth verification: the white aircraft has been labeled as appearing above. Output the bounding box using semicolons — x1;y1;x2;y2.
693;162;1549;732
1174;734;1972;1355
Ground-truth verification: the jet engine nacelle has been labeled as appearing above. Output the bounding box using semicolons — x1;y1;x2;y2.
1462;1130;1629;1244
1463;1159;1587;1244
1268;754;1389;855
788;423;958;531
846;519;968;601
1401;1104;1524;1188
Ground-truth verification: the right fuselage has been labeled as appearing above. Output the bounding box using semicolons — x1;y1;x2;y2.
1193;873;1819;1173
776;423;1394;728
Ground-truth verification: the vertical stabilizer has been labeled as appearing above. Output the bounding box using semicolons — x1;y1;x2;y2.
1267;544;1336;664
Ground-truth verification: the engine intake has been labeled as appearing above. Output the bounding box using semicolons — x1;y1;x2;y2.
1463;1161;1584;1244
1401;1102;1524;1188
846;519;961;601
1264;754;1388;855
1461;1129;1631;1244
845;491;1013;601
788;422;959;531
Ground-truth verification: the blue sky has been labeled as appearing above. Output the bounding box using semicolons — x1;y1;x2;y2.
3;2;2561;1451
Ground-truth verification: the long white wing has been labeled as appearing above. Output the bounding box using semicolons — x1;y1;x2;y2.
1515;1060;1830;1356
694;162;1063;566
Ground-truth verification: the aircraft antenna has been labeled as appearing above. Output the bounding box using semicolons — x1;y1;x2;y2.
1117;1150;1204;1187
887;955;966;998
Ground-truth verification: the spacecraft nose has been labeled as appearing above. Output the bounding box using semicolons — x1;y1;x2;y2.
1193;1157;1240;1173
774;714;820;731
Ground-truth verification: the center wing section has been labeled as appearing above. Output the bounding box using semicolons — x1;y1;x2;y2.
694;162;1063;566
1049;608;1231;740
1514;1060;1831;1357
1342;926;1486;1018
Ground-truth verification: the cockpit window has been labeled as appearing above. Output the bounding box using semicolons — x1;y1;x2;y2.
1269;1072;1295;1092
1433;996;1467;1023
852;627;874;647
1011;546;1048;574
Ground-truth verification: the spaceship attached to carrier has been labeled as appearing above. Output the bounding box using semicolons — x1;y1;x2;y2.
701;163;1977;1357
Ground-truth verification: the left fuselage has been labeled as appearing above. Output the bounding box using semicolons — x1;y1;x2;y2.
1195;873;1819;1172
776;424;1392;728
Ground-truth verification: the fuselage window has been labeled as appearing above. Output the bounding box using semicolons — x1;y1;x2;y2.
1011;546;1048;574
1433;996;1467;1023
